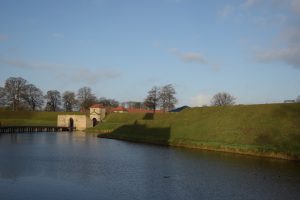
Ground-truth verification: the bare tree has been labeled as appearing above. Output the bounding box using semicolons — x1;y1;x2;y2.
77;87;97;110
211;92;236;106
98;97;119;108
0;86;6;106
22;84;44;111
296;95;300;103
144;86;160;112
159;84;178;112
62;91;77;112
4;77;27;111
45;90;61;111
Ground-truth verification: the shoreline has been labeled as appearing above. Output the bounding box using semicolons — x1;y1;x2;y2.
98;133;300;161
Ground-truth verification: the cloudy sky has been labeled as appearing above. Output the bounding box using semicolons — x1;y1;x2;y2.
0;0;299;106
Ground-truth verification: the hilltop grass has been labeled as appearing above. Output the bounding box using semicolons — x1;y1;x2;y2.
0;111;84;126
92;103;300;160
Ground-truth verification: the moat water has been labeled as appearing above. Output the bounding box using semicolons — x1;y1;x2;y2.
0;132;299;200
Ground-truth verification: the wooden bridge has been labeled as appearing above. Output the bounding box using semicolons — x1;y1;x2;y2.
0;126;74;133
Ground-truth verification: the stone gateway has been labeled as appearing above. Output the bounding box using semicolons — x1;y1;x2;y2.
57;115;91;131
57;104;106;131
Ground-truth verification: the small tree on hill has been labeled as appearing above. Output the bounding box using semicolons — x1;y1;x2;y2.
296;95;300;103
4;77;27;111
22;84;44;111
0;86;6;106
144;86;160;112
45;90;61;111
77;87;97;110
63;91;77;112
211;92;236;106
159;84;178;112
98;97;119;108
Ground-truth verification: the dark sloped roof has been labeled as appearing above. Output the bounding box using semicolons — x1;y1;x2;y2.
169;106;190;112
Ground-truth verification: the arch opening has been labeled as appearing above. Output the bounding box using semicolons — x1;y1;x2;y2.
69;118;74;131
92;118;98;127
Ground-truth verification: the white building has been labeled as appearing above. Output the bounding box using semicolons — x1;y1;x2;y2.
90;104;106;123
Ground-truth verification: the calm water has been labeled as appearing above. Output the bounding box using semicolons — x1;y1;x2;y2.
0;132;299;200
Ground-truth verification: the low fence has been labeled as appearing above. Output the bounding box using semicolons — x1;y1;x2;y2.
0;126;72;133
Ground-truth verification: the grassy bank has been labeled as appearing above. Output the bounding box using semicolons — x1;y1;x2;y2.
91;103;300;160
0;111;83;126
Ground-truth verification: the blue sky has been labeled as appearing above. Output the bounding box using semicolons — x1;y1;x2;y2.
0;0;300;106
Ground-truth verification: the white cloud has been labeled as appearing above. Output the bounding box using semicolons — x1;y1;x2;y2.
190;94;211;107
167;47;221;70
0;57;122;83
152;41;161;48
70;68;121;84
218;5;235;18
0;57;67;69
217;1;258;21
0;35;9;41
168;48;179;54
291;0;300;14
168;48;208;64
52;33;64;38
240;0;260;9
166;0;184;3
255;47;300;68
218;0;300;69
180;52;207;64
255;26;300;68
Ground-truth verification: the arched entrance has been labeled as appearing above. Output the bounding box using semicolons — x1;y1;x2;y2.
92;118;98;127
69;118;74;131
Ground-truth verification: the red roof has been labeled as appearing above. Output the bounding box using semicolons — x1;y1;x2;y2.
90;104;104;108
127;109;164;113
110;106;128;112
106;107;164;113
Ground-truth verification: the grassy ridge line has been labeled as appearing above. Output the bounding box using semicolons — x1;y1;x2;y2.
0;111;85;126
93;103;300;160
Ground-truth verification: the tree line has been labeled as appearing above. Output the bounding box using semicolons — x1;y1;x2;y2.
143;85;237;111
0;76;244;112
0;77;119;112
0;77;180;112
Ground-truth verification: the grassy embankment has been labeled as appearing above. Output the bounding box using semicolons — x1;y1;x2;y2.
90;103;300;160
0;110;83;126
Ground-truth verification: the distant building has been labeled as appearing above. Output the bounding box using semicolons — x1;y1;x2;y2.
284;100;296;103
169;106;190;112
110;106;128;113
127;108;163;113
109;106;163;113
121;101;146;109
90;104;106;123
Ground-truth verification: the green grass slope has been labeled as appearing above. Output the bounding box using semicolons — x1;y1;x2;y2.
0;111;84;126
94;103;300;160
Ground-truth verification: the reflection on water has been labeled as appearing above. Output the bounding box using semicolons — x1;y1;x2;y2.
0;132;299;200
